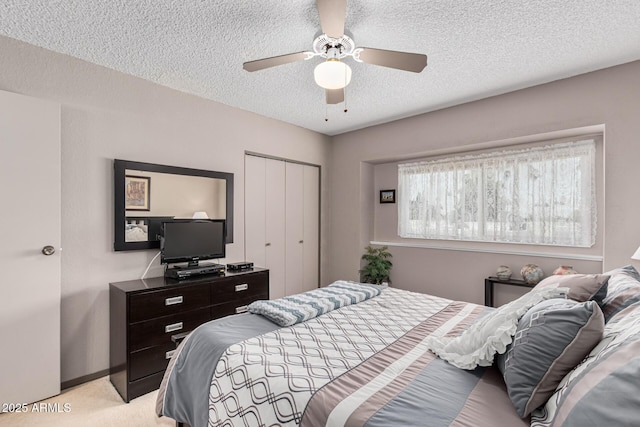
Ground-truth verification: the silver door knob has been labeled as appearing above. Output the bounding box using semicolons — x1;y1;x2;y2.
42;246;55;256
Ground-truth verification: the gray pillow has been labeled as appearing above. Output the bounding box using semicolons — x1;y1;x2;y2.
497;298;604;417
533;273;609;306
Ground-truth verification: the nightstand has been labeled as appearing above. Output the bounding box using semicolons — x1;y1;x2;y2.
484;276;535;307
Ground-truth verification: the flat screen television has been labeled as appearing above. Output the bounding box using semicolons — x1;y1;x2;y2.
160;219;226;267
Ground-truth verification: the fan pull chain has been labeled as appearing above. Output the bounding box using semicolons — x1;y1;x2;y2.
344;66;348;113
325;104;328;122
344;88;348;113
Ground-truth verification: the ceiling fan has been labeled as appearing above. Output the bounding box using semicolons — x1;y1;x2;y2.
242;0;428;105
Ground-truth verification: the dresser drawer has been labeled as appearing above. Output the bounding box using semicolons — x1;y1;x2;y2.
129;342;176;381
210;272;269;304
129;284;210;323
211;292;269;319
129;307;210;352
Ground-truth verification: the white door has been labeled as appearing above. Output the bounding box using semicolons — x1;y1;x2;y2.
302;165;320;291
285;162;304;295
0;90;61;403
244;156;286;299
264;159;286;298
245;156;267;268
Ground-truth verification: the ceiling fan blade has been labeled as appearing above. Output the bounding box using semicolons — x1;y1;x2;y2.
326;88;344;104
316;0;346;38
243;52;308;72
358;48;427;73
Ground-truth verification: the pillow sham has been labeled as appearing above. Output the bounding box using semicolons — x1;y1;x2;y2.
425;286;568;370
531;301;640;427
533;273;609;306
247;281;381;327
497;299;604;418
601;265;640;321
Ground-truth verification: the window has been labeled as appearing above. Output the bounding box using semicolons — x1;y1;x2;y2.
398;139;596;247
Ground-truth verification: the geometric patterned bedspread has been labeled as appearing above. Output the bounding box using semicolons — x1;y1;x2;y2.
207;287;527;427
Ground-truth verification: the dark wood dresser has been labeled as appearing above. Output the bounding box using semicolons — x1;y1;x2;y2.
109;267;269;402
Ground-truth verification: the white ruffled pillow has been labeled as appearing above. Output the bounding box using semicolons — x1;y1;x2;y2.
426;286;568;369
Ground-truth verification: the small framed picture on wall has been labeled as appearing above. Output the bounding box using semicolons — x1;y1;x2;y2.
380;189;396;204
125;175;151;211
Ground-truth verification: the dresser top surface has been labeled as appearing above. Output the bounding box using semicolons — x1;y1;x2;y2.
110;267;268;293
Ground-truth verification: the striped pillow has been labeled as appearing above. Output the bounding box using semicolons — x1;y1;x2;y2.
248;281;382;326
602;265;640;321
530;300;640;427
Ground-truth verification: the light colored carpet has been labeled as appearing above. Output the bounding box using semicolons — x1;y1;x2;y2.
0;376;175;426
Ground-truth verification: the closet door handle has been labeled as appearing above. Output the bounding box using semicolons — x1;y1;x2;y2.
265;243;271;246
299;240;304;244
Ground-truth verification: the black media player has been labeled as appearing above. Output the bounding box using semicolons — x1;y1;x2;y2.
227;261;254;271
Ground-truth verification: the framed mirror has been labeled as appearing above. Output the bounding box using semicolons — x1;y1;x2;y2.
114;159;234;251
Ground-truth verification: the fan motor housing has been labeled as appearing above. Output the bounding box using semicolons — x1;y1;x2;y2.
312;34;355;58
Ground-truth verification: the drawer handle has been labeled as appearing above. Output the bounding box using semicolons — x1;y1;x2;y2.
235;283;249;292
165;296;183;306
235;305;248;314
166;350;176;360
165;322;183;333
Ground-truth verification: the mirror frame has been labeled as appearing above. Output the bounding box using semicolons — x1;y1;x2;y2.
114;159;234;251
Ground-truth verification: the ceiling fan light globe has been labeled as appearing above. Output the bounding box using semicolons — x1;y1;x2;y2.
314;59;352;89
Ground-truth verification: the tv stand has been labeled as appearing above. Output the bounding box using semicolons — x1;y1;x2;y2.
165;263;225;279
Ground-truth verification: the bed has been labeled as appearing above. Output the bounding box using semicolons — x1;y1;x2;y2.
156;267;640;427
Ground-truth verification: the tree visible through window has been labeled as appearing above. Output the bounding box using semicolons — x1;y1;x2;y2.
397;139;596;247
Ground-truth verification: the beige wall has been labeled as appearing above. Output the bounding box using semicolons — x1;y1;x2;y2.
0;36;332;384
330;60;640;304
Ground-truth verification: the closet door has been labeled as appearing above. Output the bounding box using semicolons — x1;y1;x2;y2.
285;162;305;295
244;155;266;268
246;155;319;298
302;165;320;291
245;156;286;299
264;159;286;298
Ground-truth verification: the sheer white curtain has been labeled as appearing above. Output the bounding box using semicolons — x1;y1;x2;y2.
398;139;596;247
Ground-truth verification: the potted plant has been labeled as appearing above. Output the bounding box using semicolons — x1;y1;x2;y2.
359;245;393;285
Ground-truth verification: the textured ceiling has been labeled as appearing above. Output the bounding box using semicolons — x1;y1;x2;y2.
1;1;640;136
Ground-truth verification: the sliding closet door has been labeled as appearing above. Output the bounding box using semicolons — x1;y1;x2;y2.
285;162;305;295
0;90;61;404
302;165;320;291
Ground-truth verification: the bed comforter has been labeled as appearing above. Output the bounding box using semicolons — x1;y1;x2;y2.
157;287;528;427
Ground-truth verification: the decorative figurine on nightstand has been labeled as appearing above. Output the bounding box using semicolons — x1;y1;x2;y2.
553;265;578;275
521;264;544;285
496;265;512;281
